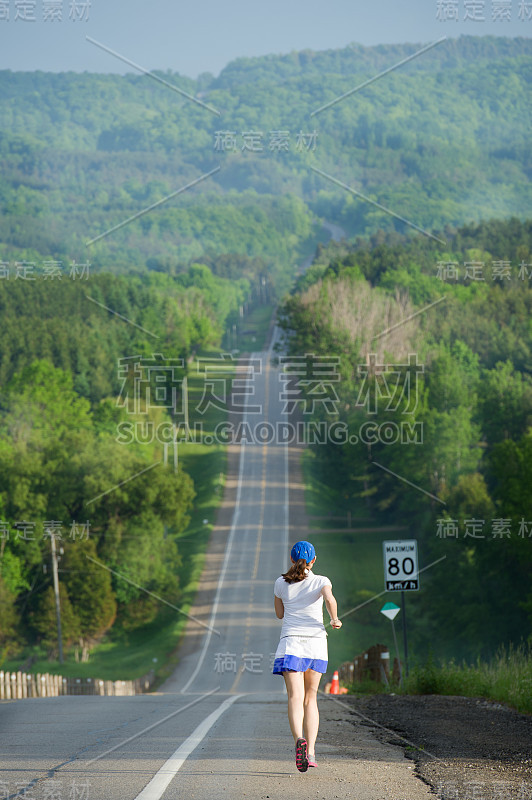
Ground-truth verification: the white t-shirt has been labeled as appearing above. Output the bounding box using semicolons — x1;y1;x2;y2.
274;571;332;638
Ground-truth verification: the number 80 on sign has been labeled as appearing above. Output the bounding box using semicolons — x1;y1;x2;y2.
383;540;419;591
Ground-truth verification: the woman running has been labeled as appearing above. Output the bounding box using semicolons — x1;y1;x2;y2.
272;540;342;772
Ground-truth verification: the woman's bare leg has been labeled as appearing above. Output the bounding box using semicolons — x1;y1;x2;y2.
282;671;305;742
303;669;322;756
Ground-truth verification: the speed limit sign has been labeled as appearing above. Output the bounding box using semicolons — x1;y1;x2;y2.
383;540;419;591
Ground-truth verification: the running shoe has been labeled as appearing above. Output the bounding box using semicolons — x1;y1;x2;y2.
307;755;318;768
295;737;308;772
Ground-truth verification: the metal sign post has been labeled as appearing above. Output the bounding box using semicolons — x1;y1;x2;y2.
383;540;419;678
380;602;402;688
401;589;408;676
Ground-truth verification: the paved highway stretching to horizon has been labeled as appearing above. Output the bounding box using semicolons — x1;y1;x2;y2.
0;322;434;800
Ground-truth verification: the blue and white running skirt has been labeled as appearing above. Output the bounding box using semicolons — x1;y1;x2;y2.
272;634;328;675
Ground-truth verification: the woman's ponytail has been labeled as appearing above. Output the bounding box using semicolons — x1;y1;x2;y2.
282;558;309;584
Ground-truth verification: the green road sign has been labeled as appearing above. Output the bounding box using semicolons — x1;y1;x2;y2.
380;602;401;621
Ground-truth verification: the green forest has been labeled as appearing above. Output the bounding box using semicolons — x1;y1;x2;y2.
278;216;532;661
0;35;531;672
0;35;530;272
0;268;248;663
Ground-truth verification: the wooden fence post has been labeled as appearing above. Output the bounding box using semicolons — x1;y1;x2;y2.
1;666;157;700
393;657;402;683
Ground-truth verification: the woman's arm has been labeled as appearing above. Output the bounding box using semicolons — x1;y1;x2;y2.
321;585;342;628
274;596;284;619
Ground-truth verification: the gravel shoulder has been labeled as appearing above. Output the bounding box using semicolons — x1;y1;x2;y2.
328;694;532;800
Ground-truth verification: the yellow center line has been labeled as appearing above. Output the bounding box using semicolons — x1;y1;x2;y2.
229;355;270;692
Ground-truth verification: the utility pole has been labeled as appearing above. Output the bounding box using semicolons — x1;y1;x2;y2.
50;533;64;664
182;375;189;437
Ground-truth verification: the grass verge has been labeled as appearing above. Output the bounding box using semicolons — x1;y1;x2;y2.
404;645;532;715
233;303;274;353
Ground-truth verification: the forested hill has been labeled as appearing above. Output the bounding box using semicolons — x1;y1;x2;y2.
212;34;531;85
0;36;530;275
0;36;531;673
278;216;532;661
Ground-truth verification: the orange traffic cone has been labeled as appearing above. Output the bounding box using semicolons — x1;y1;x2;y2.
330;670;340;695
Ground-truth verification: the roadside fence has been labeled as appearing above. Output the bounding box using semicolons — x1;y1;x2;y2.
337;643;402;687
0;668;156;699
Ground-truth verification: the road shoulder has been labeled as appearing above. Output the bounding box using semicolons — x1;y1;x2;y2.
338;694;532;800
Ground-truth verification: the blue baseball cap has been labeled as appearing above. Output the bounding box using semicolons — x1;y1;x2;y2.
291;540;316;563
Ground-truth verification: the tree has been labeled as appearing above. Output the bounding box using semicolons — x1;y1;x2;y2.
0;576;20;658
31;583;80;656
2;359;92;442
61;539;116;658
477;361;532;445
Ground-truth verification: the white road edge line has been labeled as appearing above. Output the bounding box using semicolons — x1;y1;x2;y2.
281;326;289;698
180;356;251;693
133;694;244;800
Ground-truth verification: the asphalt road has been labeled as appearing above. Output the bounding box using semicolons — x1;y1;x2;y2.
0;328;434;800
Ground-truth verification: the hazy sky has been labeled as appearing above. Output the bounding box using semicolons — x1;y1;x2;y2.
0;0;530;77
